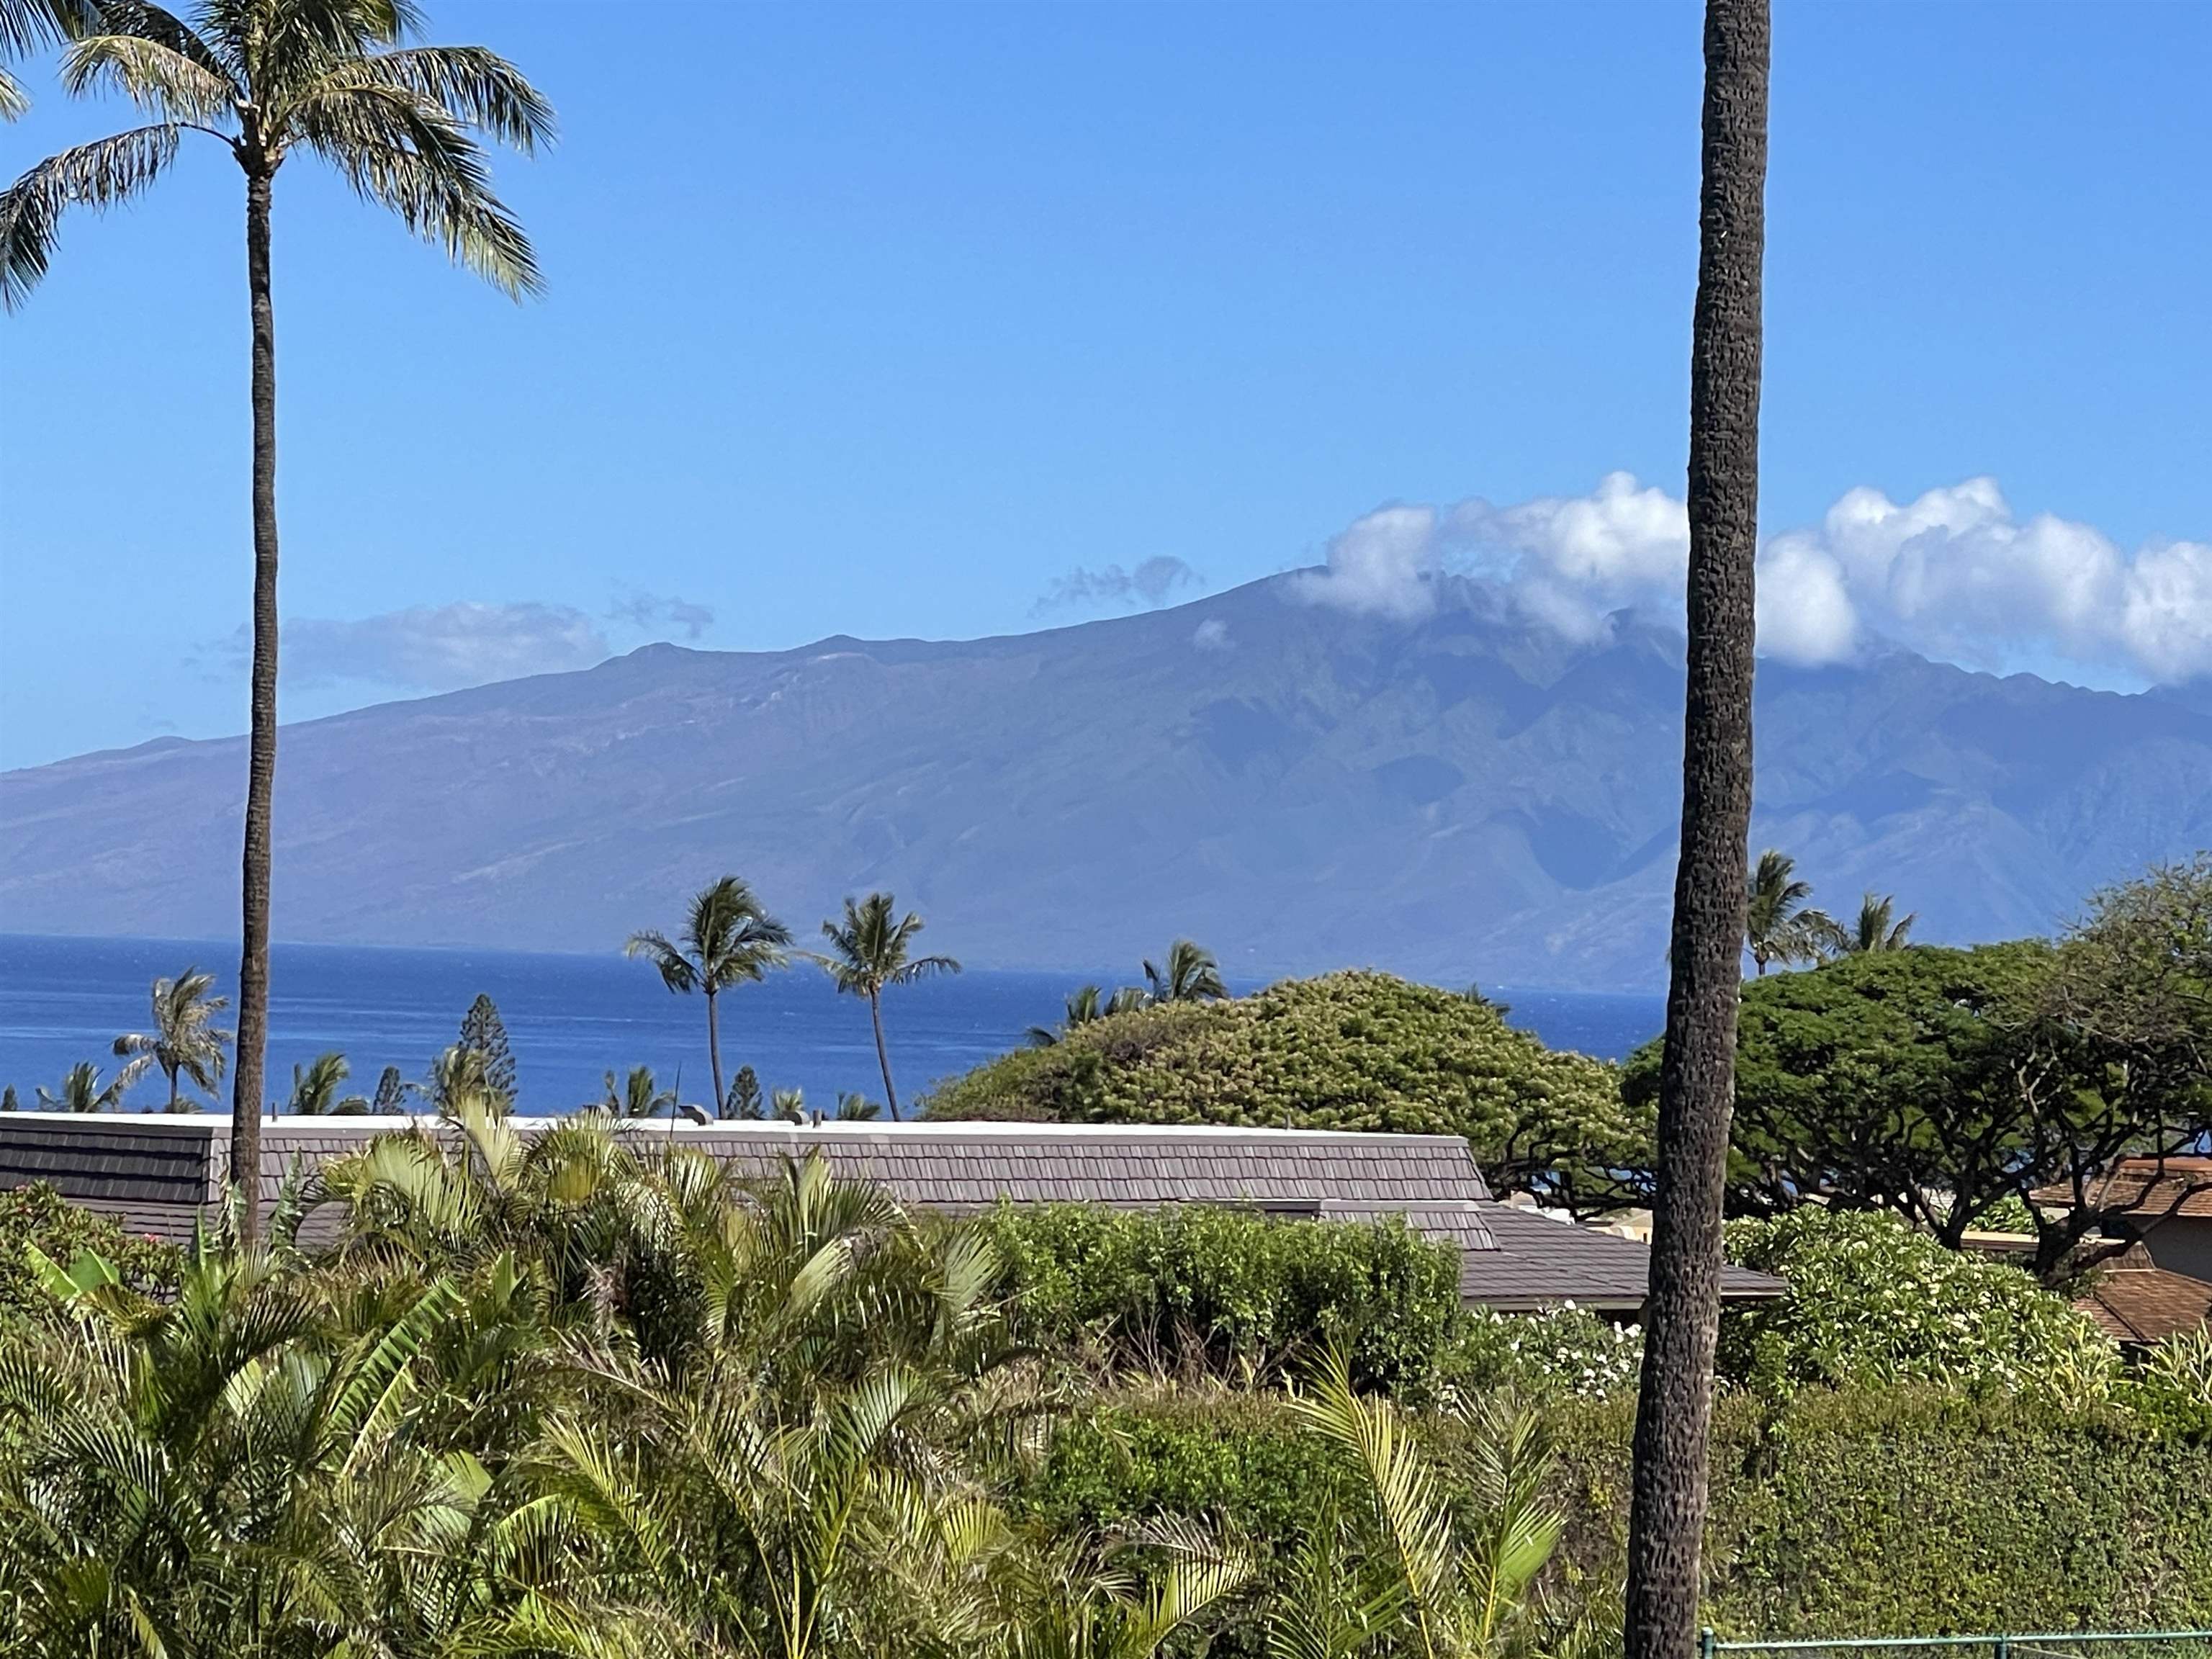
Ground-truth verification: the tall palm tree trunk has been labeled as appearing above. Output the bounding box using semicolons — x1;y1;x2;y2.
1624;5;1768;1658
706;985;725;1117
868;990;898;1120
228;163;280;1245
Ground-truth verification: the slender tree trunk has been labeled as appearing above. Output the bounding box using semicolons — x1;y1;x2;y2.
706;986;725;1117
228;163;280;1246
167;1063;179;1114
1624;6;1768;1659
870;991;898;1120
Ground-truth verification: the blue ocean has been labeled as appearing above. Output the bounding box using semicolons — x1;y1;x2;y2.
0;935;1664;1114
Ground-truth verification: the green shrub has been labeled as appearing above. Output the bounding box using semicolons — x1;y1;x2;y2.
982;1202;1462;1396
2123;1327;2212;1444
1719;1207;2119;1401
0;1183;181;1326
925;971;1642;1205
1443;1303;1643;1398
1033;1386;2212;1639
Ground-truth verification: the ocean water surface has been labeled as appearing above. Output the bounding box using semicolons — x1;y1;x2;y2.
0;935;1664;1115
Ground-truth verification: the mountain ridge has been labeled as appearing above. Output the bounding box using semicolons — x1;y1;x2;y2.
8;572;2212;991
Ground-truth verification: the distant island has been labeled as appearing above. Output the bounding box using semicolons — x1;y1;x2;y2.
7;571;2212;989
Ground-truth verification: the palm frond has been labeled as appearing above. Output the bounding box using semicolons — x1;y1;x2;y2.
289;79;540;297
0;123;179;309
323;41;553;152
61;31;239;124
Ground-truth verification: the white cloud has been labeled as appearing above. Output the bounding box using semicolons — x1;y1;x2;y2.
1451;471;1688;641
210;603;616;693
1289;505;1445;621
1297;473;2212;685
1036;555;1202;615
608;588;715;640
1192;617;1233;651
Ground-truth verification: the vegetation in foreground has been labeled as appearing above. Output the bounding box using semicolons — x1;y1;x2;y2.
3;1125;2212;1656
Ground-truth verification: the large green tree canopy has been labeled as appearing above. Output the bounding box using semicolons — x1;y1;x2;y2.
1622;932;2212;1278
923;969;1639;1205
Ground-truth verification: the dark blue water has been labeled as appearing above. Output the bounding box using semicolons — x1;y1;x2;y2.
0;935;1663;1114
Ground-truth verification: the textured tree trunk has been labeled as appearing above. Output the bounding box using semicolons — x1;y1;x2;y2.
706;986;725;1118
228;164;280;1246
870;991;898;1120
1624;4;1768;1658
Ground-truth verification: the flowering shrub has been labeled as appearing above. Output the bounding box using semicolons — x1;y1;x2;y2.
1719;1206;2119;1401
1447;1302;1643;1398
0;1183;181;1327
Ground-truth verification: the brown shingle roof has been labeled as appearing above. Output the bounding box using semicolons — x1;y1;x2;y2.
2074;1242;2212;1344
2032;1157;2212;1221
0;1115;1784;1310
1465;1203;1782;1311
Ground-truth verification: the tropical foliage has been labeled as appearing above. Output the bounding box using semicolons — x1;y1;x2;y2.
931;971;1641;1211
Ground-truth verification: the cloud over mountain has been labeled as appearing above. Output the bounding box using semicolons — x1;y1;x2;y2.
1297;474;2212;686
210;602;615;694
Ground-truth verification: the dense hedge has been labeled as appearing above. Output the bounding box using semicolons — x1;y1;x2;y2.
981;1202;1462;1395
1028;1388;2212;1639
0;1183;180;1327
925;971;1641;1202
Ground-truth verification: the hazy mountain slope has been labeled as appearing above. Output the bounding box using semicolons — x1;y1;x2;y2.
6;574;2211;989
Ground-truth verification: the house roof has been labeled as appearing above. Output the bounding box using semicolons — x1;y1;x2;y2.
0;1112;1781;1310
2074;1242;2212;1344
2032;1157;2212;1222
1469;1202;1783;1312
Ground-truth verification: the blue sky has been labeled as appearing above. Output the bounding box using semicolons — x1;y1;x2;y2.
2;0;2208;769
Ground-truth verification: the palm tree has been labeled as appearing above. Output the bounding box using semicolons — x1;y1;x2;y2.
1143;939;1228;1004
1829;891;1916;956
112;966;233;1112
1627;6;1769;1659
1025;984;1146;1047
1743;849;1823;974
35;1059;127;1112
601;1064;675;1120
285;1050;368;1115
627;876;793;1115
810;891;961;1120
0;1;552;1244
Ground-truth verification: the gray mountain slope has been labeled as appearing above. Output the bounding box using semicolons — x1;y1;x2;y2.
6;572;2211;989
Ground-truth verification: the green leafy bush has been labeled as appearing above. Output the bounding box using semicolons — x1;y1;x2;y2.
2123;1327;2212;1444
926;971;1642;1205
1719;1207;2119;1401
981;1202;1462;1396
0;1183;181;1326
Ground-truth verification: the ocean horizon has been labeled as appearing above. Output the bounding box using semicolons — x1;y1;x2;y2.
0;934;1666;1116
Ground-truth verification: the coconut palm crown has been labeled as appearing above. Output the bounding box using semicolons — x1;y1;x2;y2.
810;891;960;1120
1143;939;1228;1005
1833;891;1917;957
113;966;233;1112
1743;848;1829;975
626;875;793;1117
